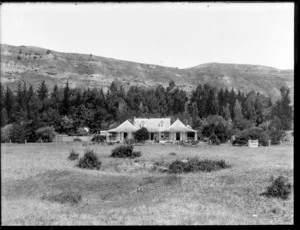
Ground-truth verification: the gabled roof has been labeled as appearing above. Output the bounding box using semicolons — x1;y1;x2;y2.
133;118;171;132
165;119;196;132
107;120;138;133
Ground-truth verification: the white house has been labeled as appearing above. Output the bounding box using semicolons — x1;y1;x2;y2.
106;117;197;142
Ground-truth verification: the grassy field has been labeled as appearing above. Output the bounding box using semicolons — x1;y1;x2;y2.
1;142;293;225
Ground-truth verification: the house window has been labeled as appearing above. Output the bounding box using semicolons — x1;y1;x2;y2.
140;121;145;128
158;121;164;127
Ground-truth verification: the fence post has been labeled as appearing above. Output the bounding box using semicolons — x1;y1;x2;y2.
25;139;26;144
280;141;282;146
269;140;271;147
10;139;11;144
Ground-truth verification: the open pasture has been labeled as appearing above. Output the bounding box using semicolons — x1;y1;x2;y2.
1;142;293;225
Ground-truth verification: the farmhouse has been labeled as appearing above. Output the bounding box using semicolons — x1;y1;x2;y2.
106;117;197;142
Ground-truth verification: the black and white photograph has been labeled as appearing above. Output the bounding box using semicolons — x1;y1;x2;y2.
0;2;294;225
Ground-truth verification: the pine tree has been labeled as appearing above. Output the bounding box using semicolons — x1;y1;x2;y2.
14;82;27;122
37;80;48;101
272;86;293;130
206;89;218;115
5;86;16;123
228;88;236;120
217;88;225;116
1;108;8;127
50;84;61;112
233;99;243;121
191;102;199;128
0;83;5;110
223;103;231;121
61;81;71;115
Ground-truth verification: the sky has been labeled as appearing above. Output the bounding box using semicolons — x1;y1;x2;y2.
0;2;294;69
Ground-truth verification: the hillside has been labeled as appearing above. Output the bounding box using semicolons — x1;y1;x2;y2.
0;44;294;102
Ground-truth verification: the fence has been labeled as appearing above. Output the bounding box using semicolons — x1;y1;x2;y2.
55;135;93;142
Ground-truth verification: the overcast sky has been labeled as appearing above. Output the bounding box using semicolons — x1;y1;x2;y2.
1;2;294;69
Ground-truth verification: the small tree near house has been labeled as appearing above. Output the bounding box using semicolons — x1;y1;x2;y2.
133;127;149;144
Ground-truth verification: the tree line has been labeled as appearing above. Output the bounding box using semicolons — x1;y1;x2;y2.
0;79;293;143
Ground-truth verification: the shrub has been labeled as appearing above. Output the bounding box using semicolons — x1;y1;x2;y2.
76;127;88;136
73;138;82;142
46;49;51;54
133;127;149;143
9;122;29;143
209;136;220;145
269;129;286;145
68;149;79;160
233;118;254;131
41;190;82;205
232;127;269;146
261;176;292;200
77;149;101;170
1;124;13;143
169;152;177;156
164;174;182;186
168;158;230;174
226;128;240;139
91;134;106;143
35;126;56;142
124;138;135;145
111;145;142;158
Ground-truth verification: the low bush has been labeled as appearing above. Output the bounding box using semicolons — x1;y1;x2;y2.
73;138;82;142
91;134;106;143
77;149;101;170
232;127;269;146
269;129;286;145
41;190;82;205
168;158;230;174
9;122;29;143
261;176;292;200
169;152;177;156
164;174;182;186
124;138;135;145
35;126;56;142
76;127;89;136
1;124;13;143
111;145;142;158
68;149;79;160
190;140;199;145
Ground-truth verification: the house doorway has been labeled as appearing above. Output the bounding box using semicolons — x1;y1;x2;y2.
124;132;128;140
151;133;154;140
176;132;181;140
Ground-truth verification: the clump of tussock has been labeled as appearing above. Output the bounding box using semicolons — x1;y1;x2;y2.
168;158;230;174
111;145;142;158
163;174;182;186
41;190;82;205
73;138;82;142
68;149;79;161
169;152;177;156
77;149;101;170
260;176;292;200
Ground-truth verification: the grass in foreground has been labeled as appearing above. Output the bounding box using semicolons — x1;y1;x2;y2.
1;142;293;225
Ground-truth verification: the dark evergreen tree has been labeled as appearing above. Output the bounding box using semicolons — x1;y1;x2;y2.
1;108;8;127
37;80;48;101
61;81;71;115
272;86;293;130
